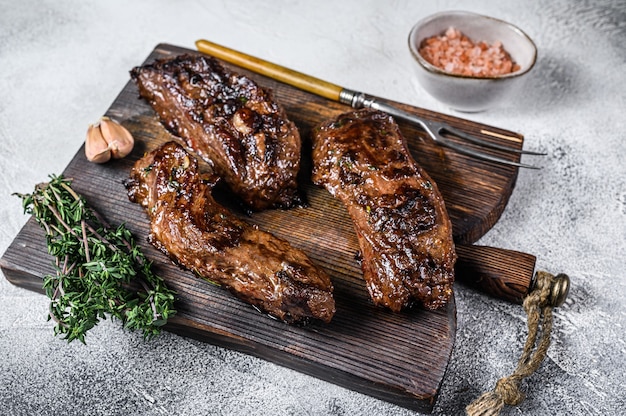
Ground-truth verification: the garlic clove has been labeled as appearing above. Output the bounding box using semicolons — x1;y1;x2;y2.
85;122;112;163
98;116;135;159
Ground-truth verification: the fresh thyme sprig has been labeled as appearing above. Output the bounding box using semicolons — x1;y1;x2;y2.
15;174;176;343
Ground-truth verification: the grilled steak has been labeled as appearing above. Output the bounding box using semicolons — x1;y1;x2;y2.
311;109;456;311
125;141;335;324
130;54;302;211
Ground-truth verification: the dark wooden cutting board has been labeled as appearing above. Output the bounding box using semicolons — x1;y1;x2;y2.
1;43;534;413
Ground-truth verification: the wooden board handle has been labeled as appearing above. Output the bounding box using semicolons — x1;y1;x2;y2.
455;245;536;304
195;39;344;101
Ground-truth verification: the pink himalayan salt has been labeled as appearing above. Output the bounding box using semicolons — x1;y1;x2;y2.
418;27;520;77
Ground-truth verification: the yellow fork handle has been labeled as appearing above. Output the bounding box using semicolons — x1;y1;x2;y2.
195;39;344;102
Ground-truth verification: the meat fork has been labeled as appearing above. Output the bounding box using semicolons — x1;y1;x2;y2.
195;39;545;169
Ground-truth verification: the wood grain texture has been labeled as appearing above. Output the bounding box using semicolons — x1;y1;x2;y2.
0;43;533;413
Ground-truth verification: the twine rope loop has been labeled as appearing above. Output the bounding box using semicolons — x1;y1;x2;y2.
465;271;564;416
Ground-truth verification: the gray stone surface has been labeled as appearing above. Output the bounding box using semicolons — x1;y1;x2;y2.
1;1;624;415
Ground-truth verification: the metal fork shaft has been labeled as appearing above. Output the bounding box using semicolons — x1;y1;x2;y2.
339;89;540;169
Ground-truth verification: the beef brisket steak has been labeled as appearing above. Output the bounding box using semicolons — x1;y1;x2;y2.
130;54;302;211
311;109;456;311
126;141;335;324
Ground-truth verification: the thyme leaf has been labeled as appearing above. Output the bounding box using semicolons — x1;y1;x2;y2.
14;174;176;343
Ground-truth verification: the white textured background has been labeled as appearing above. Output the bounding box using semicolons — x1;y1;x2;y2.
1;1;624;415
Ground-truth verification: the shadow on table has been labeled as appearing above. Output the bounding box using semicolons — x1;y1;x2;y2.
515;52;585;113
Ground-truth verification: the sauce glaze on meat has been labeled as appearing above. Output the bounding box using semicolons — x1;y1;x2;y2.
126;141;335;323
130;54;303;211
311;109;456;311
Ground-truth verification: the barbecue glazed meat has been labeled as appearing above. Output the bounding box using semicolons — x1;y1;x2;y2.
311;109;456;311
130;54;302;211
126;141;335;324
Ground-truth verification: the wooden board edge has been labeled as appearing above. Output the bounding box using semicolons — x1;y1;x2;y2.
0;246;455;414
